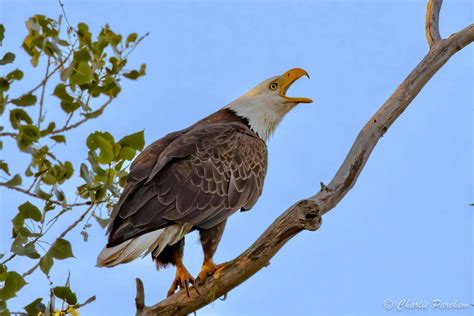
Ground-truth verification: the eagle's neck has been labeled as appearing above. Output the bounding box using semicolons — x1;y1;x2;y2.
226;96;295;141
194;108;252;131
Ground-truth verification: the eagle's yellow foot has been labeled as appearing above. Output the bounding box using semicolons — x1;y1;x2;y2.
196;259;222;285
167;264;198;297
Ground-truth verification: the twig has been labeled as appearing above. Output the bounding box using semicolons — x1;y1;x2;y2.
135;2;474;315
50;97;113;135
1;253;16;265
58;0;73;32
38;57;52;130
123;32;150;60
6;50;73;106
0;132;17;138
0;183;93;207
23;204;95;277
135;278;145;313
74;295;97;310
426;0;442;47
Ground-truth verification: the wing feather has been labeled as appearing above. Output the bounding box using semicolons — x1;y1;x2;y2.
107;122;267;247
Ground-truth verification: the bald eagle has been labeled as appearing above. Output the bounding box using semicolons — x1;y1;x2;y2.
97;68;312;296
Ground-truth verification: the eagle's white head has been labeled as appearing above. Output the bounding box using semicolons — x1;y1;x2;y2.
227;68;312;141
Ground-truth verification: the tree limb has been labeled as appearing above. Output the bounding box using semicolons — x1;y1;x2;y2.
136;1;473;314
49;97;113;135
38;57;51;130
0;182;93;207
22;204;95;277
426;0;442;47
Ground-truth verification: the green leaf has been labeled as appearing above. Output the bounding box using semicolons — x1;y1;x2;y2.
6;69;23;81
18;124;40;141
0;161;10;176
0;52;15;66
50;238;74;260
96;136;114;164
64;161;74;179
0;24;4;46
11;240;40;259
123;64;146;80
9;109;32;129
0;300;7;314
18;201;42;221
119;146;135;161
77;22;92;47
53;84;73;102
101;76;121;97
82;108;103;119
125;32;137;47
11;93;36;106
60;65;72;82
34;183;52;200
0;78;9;93
93;214;109;229
60;100;81;113
39;254;53;275
87;133;114;164
118;130;144;150
24;298;46;315
53;186;65;201
79;163;92;183
87;150;106;176
70;61;93;85
53;286;77;305
3;174;21;186
0;272;26;300
40;121;56;136
50;135;66;144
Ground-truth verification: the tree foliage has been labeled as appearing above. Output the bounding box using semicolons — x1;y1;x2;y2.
0;12;147;315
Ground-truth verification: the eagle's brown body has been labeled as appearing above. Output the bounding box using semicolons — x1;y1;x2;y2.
97;68;312;296
106;108;267;266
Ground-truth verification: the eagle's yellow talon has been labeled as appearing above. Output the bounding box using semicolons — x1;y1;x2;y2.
167;264;195;297
196;260;224;285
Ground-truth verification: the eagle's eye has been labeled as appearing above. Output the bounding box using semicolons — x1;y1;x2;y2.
269;82;278;91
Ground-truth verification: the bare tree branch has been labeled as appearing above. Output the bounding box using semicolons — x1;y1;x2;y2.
426;0;442;47
135;3;473;315
49;97;113;135
0;132;17;138
1;97;113;138
38;57;52;130
0;182;93;207
23;204;95;277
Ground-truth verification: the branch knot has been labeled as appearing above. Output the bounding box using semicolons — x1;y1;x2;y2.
296;199;322;231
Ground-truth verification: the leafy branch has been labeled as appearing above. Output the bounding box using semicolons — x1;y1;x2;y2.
0;8;147;316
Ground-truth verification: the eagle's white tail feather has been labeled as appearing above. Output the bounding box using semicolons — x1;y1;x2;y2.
149;223;192;258
97;224;193;267
97;229;163;267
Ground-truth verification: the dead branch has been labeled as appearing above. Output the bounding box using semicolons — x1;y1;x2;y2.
135;1;473;315
426;0;442;47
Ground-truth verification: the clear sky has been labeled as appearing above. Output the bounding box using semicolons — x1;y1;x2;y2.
1;0;472;315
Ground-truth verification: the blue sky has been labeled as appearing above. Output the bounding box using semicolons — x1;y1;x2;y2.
1;0;472;315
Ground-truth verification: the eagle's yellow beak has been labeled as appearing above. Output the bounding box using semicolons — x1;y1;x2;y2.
277;68;313;104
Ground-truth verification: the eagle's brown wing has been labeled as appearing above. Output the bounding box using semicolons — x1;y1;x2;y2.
107;122;267;247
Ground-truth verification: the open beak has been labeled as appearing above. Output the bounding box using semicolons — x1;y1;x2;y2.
276;68;313;104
